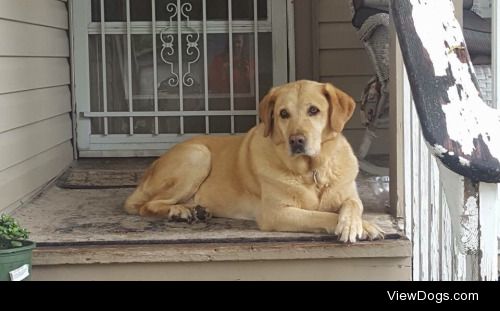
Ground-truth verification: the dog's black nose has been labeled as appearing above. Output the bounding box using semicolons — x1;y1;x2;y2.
289;134;306;154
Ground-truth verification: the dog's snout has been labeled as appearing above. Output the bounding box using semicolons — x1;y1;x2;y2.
289;134;306;154
289;135;305;146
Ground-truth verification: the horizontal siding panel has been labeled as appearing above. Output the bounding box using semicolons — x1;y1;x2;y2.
321;75;372;100
318;0;352;22
319;22;363;49
0;114;72;171
0;86;71;133
0;142;73;211
0;0;72;212
0;0;68;29
319;49;374;76
0;19;69;57
0;57;70;94
343;128;390;155
345;105;366;130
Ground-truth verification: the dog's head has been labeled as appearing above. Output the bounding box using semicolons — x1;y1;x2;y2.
259;80;355;157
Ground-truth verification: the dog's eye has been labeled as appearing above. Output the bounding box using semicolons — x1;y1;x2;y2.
308;106;320;116
279;109;290;119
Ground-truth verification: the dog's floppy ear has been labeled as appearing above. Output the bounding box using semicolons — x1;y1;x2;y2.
323;83;355;133
259;87;278;137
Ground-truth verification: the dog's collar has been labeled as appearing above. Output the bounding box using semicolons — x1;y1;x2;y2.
312;169;329;189
312;169;320;185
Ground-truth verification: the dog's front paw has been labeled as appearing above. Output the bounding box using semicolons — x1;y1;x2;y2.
334;209;363;243
165;205;195;223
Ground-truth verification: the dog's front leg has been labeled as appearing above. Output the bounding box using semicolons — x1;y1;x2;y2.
335;198;363;242
336;198;384;242
256;206;340;235
256;204;383;242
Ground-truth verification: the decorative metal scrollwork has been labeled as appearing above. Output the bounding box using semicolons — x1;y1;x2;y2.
159;1;200;89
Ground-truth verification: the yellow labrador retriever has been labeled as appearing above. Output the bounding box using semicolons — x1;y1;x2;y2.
125;80;383;242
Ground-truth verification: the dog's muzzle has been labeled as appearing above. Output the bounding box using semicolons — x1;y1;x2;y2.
289;134;306;155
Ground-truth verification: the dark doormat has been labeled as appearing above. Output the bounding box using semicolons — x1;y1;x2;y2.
56;158;155;189
57;169;144;189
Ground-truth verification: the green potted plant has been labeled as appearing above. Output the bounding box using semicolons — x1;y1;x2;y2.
0;214;35;281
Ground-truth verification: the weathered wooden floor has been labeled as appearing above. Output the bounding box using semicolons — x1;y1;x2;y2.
12;158;399;246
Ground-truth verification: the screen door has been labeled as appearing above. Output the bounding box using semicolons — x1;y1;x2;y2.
72;0;290;157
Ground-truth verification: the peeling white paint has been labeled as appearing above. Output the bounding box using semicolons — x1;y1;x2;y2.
411;0;500;160
438;163;478;257
459;157;471;167
412;0;458;76
442;97;500;158
461;196;479;253
432;144;448;157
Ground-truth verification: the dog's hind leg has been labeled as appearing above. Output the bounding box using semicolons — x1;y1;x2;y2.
124;143;211;222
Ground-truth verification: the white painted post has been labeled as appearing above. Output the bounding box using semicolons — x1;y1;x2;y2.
490;1;500;278
73;0;92;152
254;0;261;124
439;162;498;280
437;163;477;280
479;183;498;280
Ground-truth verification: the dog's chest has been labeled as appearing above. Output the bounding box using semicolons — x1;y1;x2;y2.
290;173;341;211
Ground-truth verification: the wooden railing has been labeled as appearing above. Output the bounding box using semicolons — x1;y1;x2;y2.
392;0;500;184
391;0;499;280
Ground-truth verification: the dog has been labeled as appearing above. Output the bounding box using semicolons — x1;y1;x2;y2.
124;80;384;243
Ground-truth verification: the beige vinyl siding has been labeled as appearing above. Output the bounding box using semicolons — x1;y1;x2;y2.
316;0;388;154
0;0;72;213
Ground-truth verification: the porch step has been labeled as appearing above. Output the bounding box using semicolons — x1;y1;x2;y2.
12;182;410;280
32;239;411;281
